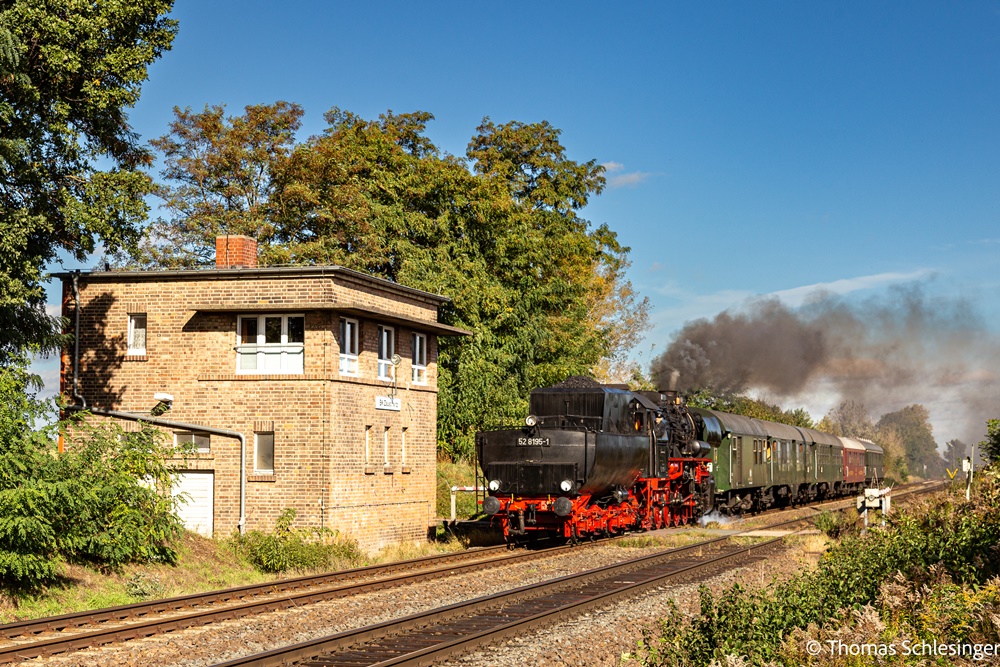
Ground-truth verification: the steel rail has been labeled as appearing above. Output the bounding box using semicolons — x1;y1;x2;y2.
0;480;942;664
0;544;515;640
205;482;944;667
207;535;787;667
0;544;555;663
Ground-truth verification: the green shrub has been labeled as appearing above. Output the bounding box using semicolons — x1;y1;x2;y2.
633;467;1000;666
230;508;363;574
0;367;189;598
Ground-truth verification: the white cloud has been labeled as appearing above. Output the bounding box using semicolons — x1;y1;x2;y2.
767;269;935;307
600;161;651;189
609;172;650;188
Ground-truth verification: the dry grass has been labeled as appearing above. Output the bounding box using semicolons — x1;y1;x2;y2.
613;530;719;549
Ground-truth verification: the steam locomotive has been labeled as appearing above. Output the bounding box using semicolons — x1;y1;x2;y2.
476;377;884;542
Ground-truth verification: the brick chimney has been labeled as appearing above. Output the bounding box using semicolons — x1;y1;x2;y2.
215;235;258;269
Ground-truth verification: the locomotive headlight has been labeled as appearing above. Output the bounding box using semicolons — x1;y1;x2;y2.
488;479;501;492
559;479;573;493
525;414;538;427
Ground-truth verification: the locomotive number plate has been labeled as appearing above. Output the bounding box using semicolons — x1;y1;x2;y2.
517;437;551;447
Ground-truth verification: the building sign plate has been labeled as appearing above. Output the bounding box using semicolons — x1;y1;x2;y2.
376;396;401;411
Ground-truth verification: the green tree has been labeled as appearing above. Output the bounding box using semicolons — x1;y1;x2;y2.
825;400;877;440
132;101;303;267
684;389;813;428
980;419;1000;464
877;404;944;478
0;1;176;361
134;106;648;459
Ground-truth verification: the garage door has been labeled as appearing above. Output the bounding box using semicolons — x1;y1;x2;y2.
173;471;214;537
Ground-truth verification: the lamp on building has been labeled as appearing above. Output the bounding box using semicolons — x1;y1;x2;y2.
389;354;402;398
151;392;174;416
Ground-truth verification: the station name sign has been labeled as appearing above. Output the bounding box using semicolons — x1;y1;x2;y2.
375;396;401;411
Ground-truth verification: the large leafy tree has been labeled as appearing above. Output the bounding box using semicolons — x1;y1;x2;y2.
685;389;814;428
944;438;968;469
134;105;649;458
0;0;176;362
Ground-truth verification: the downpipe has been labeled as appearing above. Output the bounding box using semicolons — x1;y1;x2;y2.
66;273;247;534
64;405;248;535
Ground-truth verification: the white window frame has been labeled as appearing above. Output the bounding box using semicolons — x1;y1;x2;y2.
377;325;395;381
236;314;304;375
254;432;275;475
411;332;427;384
127;313;147;355
175;431;211;453
339;318;359;376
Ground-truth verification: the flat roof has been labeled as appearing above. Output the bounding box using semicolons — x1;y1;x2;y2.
52;265;450;305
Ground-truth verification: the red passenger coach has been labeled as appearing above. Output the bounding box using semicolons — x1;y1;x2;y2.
841;437;868;490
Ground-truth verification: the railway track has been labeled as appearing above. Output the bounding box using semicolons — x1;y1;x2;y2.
208;481;945;667
0;543;563;663
213;532;790;667
0;481;942;665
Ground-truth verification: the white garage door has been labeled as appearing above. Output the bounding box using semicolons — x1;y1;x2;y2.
173;471;214;537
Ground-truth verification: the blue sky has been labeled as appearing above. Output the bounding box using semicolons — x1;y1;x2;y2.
36;1;1000;441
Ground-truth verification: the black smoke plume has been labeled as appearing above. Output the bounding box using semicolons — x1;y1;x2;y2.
651;284;1000;444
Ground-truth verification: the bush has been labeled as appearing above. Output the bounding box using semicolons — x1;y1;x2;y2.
230;508;363;574
0;365;191;598
124;571;166;600
634;467;1000;666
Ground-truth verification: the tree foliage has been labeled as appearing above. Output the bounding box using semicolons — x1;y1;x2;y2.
944;438;968;469
685;389;814;428
0;0;176;361
981;419;1000;464
133;104;650;459
877;404;945;478
818;400;910;482
0;364;187;597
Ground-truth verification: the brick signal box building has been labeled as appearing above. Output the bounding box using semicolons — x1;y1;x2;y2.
58;236;468;549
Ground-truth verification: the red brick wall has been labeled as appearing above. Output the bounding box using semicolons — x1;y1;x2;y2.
215;235;258;269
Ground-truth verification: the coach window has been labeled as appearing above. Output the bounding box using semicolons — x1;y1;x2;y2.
411;333;427;384
237;314;304;374
255;432;275;474
339;318;359;376
377;325;395;381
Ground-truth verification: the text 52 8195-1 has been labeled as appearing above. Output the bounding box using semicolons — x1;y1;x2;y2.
517;437;550;447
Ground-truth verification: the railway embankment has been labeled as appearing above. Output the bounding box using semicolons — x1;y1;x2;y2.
629;474;1000;666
